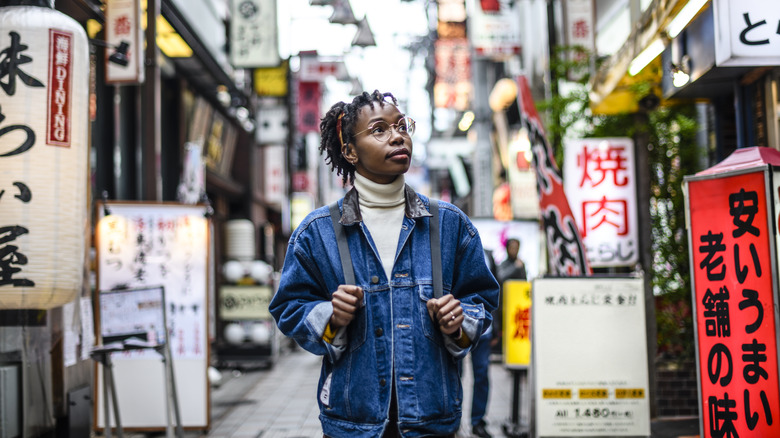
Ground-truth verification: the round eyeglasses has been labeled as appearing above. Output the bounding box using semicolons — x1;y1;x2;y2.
355;117;416;142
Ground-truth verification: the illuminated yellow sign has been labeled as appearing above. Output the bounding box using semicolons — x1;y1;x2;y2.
503;280;532;367
254;60;288;97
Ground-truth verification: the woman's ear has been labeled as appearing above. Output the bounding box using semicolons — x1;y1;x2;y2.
342;143;357;165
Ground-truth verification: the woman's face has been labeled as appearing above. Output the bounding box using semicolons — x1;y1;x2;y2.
343;102;412;185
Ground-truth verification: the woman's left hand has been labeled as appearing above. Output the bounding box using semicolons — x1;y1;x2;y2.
426;294;463;336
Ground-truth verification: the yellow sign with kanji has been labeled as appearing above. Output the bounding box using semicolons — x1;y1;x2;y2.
253;60;288;96
503;280;532;368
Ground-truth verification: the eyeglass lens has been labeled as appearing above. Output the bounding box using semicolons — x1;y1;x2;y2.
370;118;415;141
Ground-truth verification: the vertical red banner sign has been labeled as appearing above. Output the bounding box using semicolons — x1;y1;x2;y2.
47;30;73;147
687;170;780;438
515;75;590;276
297;81;321;134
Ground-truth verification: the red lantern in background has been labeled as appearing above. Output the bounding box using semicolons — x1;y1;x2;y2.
0;0;89;309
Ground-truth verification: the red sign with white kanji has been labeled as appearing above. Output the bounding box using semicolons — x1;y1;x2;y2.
687;170;780;438
563;138;638;268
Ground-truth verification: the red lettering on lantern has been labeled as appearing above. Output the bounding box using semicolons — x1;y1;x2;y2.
46;30;72;147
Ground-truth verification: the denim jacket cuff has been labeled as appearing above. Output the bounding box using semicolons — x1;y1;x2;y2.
307;301;347;362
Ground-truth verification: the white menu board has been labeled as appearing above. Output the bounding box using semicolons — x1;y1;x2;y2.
95;202;210;431
533;277;650;437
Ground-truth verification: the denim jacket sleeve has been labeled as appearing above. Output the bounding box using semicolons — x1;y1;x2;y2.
438;203;500;358
269;216;348;364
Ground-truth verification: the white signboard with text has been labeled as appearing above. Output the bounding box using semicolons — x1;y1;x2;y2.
465;0;522;58
105;0;144;84
714;0;780;66
563;138;638;268
533;277;650;437
229;0;279;68
95;203;210;430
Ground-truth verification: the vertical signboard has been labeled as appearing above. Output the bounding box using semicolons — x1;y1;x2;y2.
563;138;638;268
533;277;651;437
297;81;321;134
685;165;780;437
229;0;279;68
465;0;522;58
563;0;595;80
503;280;531;368
105;0;144;84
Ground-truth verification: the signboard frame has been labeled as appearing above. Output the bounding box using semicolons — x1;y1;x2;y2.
93;202;211;432
532;276;651;437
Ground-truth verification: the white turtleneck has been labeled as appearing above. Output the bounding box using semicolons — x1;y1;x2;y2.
353;173;406;280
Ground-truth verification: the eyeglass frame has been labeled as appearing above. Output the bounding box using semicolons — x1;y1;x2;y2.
353;117;416;142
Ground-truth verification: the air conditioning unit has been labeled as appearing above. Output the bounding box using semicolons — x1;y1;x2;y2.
0;364;21;438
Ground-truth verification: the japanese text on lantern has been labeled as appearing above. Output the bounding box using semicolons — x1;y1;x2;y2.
47;30;73;147
1;30;44;288
689;172;780;438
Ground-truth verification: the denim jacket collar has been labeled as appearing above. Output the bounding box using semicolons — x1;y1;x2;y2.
339;184;432;225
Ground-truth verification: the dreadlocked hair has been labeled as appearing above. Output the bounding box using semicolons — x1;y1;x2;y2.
319;90;399;186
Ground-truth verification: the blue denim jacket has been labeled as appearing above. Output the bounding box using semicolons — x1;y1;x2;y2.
270;186;499;437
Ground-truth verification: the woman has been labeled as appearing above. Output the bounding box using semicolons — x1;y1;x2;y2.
270;90;499;437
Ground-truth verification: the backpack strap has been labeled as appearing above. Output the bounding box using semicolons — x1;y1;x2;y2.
329;201;355;285
429;200;442;299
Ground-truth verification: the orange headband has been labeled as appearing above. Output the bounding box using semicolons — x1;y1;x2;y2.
336;113;345;146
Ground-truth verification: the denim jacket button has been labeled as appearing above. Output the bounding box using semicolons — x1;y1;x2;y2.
371;275;379;284
380;378;386;386
375;328;383;337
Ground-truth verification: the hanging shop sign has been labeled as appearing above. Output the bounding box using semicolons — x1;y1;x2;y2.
433;38;471;111
105;0;145;84
0;4;89;309
563;0;594;80
563;138;638;268
255;103;288;144
713;0;780;66
297;81;321;134
684;147;780;438
263;144;286;206
229;0;280;68
298;57;349;82
254;60;288;96
465;0;521;58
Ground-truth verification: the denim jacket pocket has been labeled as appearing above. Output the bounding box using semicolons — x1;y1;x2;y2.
417;285;444;347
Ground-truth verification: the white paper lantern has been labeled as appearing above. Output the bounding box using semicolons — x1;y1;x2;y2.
224;323;245;345
0;2;89;309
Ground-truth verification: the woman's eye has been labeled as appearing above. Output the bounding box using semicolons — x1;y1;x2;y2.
372;124;387;133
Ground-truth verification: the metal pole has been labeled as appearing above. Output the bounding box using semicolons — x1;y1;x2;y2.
470;57;494;218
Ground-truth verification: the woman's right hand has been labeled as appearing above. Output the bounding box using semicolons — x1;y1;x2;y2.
330;285;364;329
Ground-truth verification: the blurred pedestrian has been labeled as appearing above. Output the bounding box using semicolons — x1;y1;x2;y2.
496;238;527;284
270;90;499;438
491;238;527;358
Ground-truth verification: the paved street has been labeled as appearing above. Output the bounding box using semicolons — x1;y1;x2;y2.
122;345;699;438
204;346;520;438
